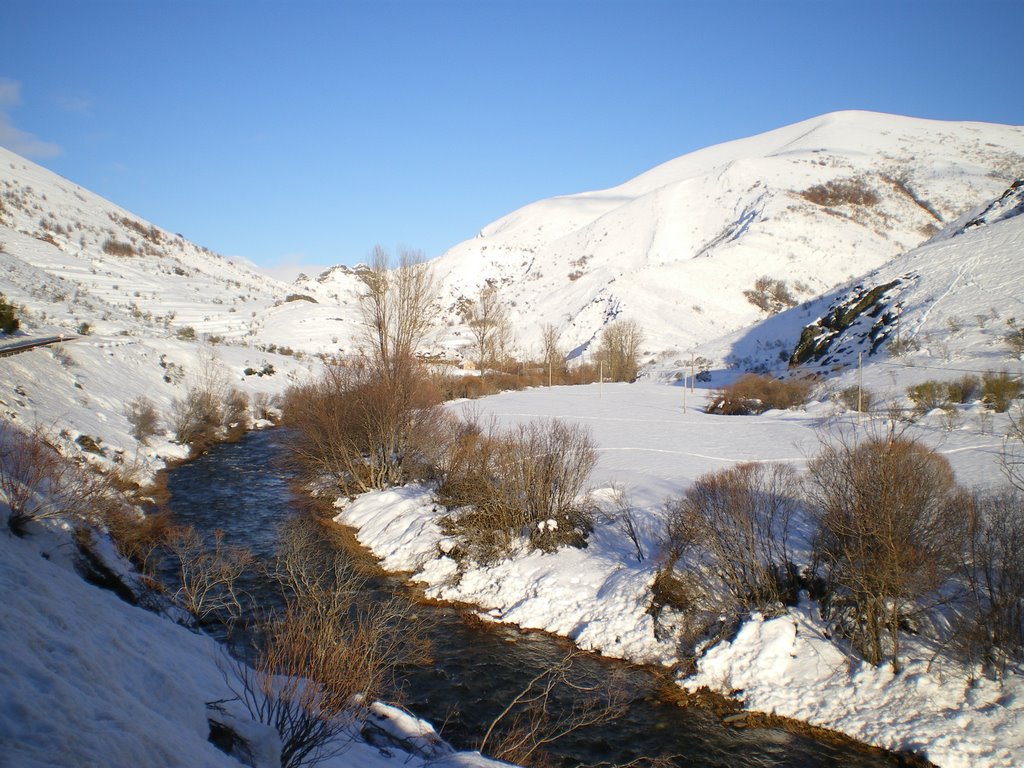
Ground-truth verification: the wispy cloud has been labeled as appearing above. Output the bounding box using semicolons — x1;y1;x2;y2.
0;77;61;158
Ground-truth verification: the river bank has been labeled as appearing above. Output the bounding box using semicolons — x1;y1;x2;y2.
161;427;930;767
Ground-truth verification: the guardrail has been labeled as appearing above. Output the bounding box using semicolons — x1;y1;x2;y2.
0;334;77;358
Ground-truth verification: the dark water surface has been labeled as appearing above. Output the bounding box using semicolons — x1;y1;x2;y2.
165;429;908;768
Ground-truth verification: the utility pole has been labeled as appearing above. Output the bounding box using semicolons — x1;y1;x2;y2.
858;351;864;425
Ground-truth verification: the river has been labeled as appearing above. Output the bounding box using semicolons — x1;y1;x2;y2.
163;428;913;768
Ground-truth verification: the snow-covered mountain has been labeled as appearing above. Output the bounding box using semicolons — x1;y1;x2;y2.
5;111;1024;370
403;110;1023;360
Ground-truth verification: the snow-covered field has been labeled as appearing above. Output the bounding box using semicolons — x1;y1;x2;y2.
335;378;1023;768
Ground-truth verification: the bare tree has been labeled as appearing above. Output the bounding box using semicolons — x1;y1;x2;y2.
478;650;627;766
285;247;442;492
540;323;566;384
462;283;513;374
595;319;644;382
1003;403;1024;492
805;431;968;669
357;246;436;384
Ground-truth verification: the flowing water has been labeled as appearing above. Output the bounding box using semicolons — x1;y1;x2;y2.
164;429;911;768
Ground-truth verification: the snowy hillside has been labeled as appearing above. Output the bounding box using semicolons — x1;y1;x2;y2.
407;110;1024;361
744;177;1024;395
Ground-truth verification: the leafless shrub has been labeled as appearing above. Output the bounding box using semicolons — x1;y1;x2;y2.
171;352;249;446
887;335;921;358
101;505;175;579
284;358;444;493
1004;404;1024;492
125;396;161;443
839;385;873;412
0;423;113;534
946;375;981;404
478;650;627;766
251;392;279;422
800;177;880;207
1004;321;1024;359
906;380;950;415
101;238;136;257
743;276;797;315
437;415;597;563
805;431;969;668
164;525;251;623
657;463;799;647
957;490;1024;677
602;483;645;563
707;374;813;415
982;370;1021;412
227;516;425;768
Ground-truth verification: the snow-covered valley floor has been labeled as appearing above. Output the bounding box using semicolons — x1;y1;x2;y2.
333;380;1024;768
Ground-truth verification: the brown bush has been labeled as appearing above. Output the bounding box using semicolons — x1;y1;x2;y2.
229;515;426;768
946;375;980;404
958;490;1024;676
743;276;797;315
658;463;799;649
800;178;880;207
437;416;597;563
101;238;136;257
125;396;160;443
101;505;175;579
906;380;950;414
708;374;813;415
839;385;873;412
284;357;444;493
805;432;969;668
0;423;118;534
981;370;1021;412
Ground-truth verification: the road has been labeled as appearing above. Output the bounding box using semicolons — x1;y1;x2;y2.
0;334;76;358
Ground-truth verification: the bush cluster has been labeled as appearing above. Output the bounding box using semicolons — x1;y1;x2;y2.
654;430;1024;675
800;178;880;207
435;416;597;563
905;372;1019;415
708;374;813;415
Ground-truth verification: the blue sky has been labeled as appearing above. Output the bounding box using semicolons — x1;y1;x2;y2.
3;0;1022;277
